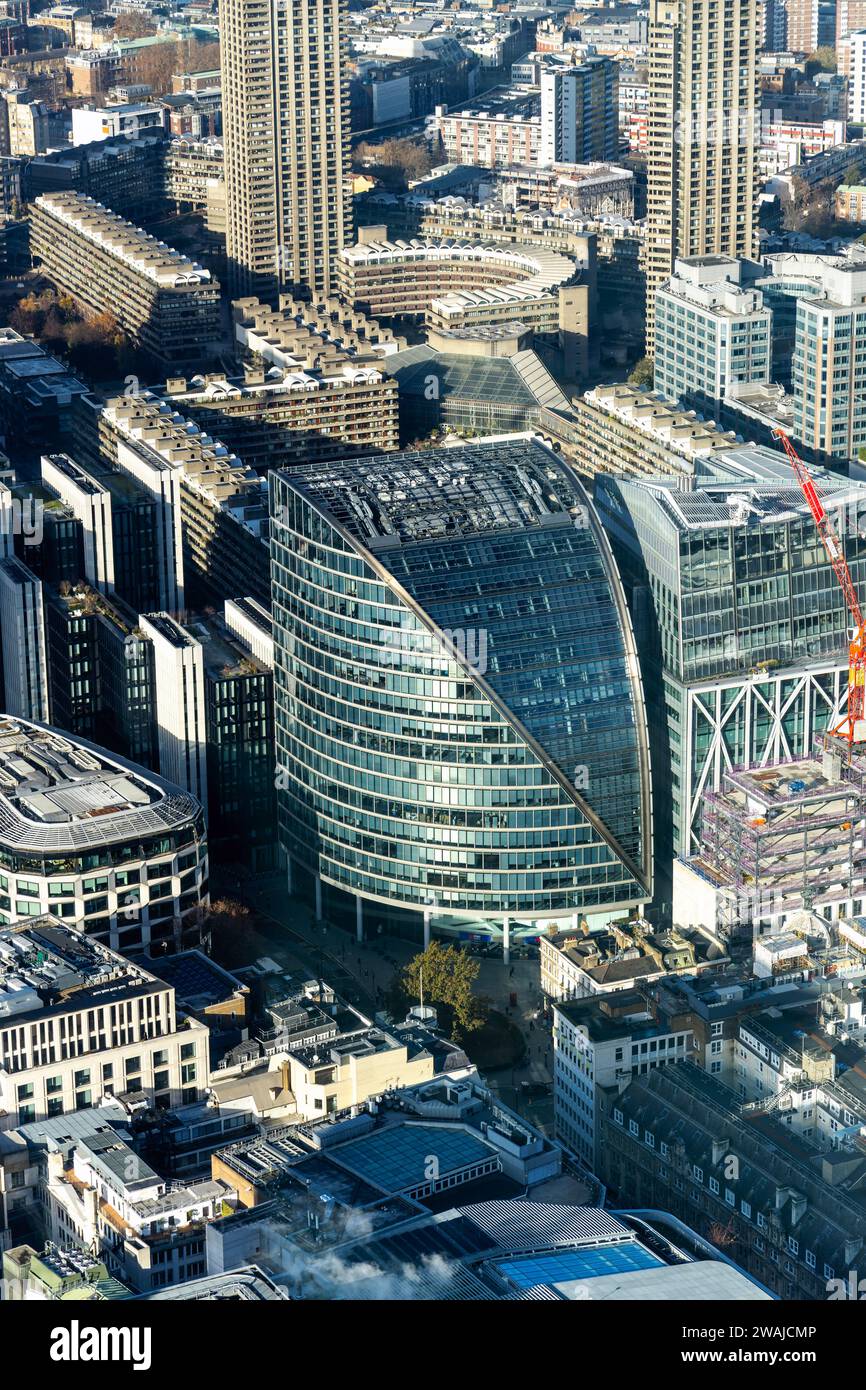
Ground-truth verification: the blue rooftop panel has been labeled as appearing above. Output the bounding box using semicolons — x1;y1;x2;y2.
495;1240;663;1290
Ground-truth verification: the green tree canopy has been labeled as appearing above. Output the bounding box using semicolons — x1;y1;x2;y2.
627;355;654;390
401;941;488;1035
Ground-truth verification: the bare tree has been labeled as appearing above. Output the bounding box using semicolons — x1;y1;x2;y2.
112;14;157;40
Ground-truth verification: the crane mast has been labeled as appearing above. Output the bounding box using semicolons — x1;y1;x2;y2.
773;428;866;745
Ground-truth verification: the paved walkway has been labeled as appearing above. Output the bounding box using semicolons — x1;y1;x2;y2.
216;868;556;1132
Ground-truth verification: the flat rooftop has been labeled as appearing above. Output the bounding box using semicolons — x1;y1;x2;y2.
0;717;156;824
141;612;197;650
550;1258;772;1300
0;330;58;362
444;87;540;121
43;452;145;506
0;918;165;1024
27;133;166;169
647;476;865;533
685;254;742;270
140;949;246;1012
725;754;866;811
3;355;69;381
183;614;268;677
0;331;88;401
144;1267;286;1301
290;1027;402;1069
555;990;687;1044
0;716;201;852
44;452;101;497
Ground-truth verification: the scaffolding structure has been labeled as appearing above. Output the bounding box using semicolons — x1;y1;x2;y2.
695;740;866;938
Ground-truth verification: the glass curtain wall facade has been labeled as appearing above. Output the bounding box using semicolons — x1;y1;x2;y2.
205;667;277;870
754;274;819;390
270;441;652;940
596;467;866;877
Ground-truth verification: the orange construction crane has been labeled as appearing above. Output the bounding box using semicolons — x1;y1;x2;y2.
773;427;866;745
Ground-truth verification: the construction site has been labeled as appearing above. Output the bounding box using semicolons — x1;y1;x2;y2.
673;431;866;945
675;740;866;942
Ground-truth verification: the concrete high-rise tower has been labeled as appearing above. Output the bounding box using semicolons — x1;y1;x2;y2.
645;0;759;353
539;57;619;166
785;0;820;52
219;0;352;302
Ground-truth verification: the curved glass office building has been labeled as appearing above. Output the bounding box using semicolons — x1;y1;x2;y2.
271;438;652;948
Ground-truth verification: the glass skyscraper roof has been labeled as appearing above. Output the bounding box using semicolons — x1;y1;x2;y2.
289;439;583;545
